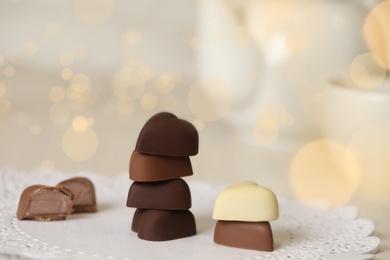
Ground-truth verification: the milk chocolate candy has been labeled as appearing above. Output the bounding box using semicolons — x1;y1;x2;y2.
135;112;199;156
137;209;196;241
131;208;145;232
214;220;273;252
17;185;73;221
58;177;97;213
213;181;279;222
129;150;193;182
127;178;191;210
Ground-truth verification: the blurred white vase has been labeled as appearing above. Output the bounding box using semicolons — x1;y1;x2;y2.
196;0;368;149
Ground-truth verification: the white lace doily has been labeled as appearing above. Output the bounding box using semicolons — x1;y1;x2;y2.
0;168;380;260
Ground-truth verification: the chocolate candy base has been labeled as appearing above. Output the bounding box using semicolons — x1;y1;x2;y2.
214;220;273;252
73;204;97;213
131;208;144;233
134;209;196;241
127;178;191;210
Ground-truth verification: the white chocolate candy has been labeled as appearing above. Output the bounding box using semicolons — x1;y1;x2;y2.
212;181;279;222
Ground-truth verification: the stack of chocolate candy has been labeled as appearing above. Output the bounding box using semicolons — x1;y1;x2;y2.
127;112;199;241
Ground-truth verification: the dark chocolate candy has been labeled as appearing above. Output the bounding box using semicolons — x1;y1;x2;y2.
131;208;145;232
214;220;273;251
58;177;97;213
129;150;193;182
135;112;199;156
127;178;191;210
17;185;73;221
137;209;196;241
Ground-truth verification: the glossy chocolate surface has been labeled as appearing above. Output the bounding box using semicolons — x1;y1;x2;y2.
135;112;199;156
136;209;196;241
17;185;73;221
127;178;191;210
129;150;193;182
131;208;145;233
58;177;97;213
214;220;273;251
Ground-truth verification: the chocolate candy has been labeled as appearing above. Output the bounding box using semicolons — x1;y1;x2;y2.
136;209;196;241
212;181;279;251
58;177;97;213
214;220;273;252
135;112;199;156
129;150;193;182
212;181;279;222
127;178;191;210
17;185;73;221
131;208;145;232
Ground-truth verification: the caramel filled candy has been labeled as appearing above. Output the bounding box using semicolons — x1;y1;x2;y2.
137;209;196;241
17;185;73;221
214;220;273;251
129;150;193;182
131;208;145;232
127;178;191;210
213;181;279;222
135;112;199;156
58;177;97;213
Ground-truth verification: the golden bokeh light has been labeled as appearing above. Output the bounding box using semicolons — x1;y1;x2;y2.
45;22;60;37
253;117;279;145
112;66;148;99
188;77;232;121
49;86;66;103
49;103;70;124
117;98;134;115
30;124;41;135
246;0;296;42
159;94;176;111
72;116;89;132
72;0;114;26
0;81;6;97
193;118;205;131
232;26;251;47
0;99;12;115
71;73;89;91
363;1;390;71
155;74;175;94
61;68;74;80
123;30;141;45
349;53;386;89
24;42;37;55
139;65;154;81
87;117;95;127
285;32;308;53
41;159;55;173
62;127;98;161
290;139;360;209
348;124;390;201
59;52;75;66
4;65;16;77
208;22;229;43
140;92;158;111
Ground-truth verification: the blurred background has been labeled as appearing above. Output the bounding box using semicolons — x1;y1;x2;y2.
1;0;390;219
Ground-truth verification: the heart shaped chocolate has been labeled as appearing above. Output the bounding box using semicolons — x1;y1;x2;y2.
135;112;199;156
129;150;193;182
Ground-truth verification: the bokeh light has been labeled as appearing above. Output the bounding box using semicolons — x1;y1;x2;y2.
290;139;360;209
61;68;74;80
4;65;16;77
49;103;70;124
348;53;386;89
122;30;141;45
72;116;89;132
188;77;232;121
193;118;205;131
49;87;66;103
72;0;114;26
71;73;89;92
232;26;251;46
0;99;12;115
24;42;37;55
155;74;175;94
140;92;158;111
62;127;98;161
59;52;75;66
208;22;229;43
117;98;134;115
348;124;390;201
363;0;390;70
30;124;41;135
41;159;55;173
0;81;6;97
285;32;308;53
253;117;279;145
